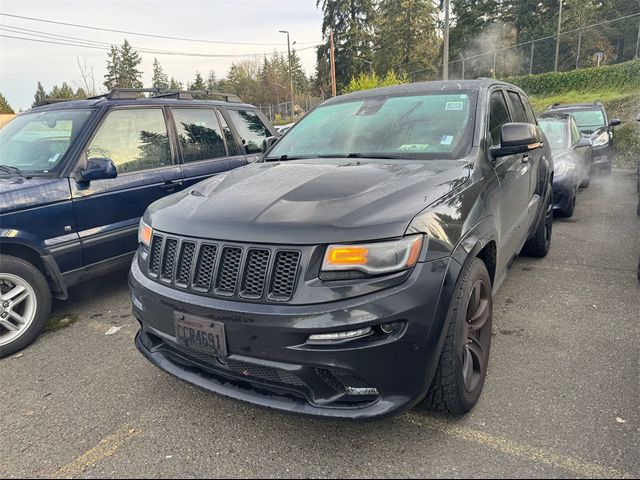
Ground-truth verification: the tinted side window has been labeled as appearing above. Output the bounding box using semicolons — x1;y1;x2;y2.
172;109;226;163
217;110;240;156
87;109;171;173
489;91;511;146
507;91;528;123
227;109;271;154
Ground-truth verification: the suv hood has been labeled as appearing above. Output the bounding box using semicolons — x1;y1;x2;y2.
148;159;471;245
0;175;71;214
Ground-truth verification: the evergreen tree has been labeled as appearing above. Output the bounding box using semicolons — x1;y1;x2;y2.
289;50;309;94
189;71;207;91
316;0;376;90
117;39;143;88
206;70;218;91
75;87;87;99
32;81;47;108
151;58;169;89
0;92;14;114
50;82;75;99
169;77;183;90
374;0;440;80
103;45;120;90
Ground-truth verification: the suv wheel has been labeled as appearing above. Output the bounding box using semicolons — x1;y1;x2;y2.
420;258;493;414
521;185;553;257
0;255;52;358
559;190;576;218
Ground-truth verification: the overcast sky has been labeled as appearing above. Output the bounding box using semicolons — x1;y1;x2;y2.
0;0;323;110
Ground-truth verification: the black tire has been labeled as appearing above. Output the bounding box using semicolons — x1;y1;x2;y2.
521;184;553;257
559;190;576;218
420;258;493;415
0;255;52;359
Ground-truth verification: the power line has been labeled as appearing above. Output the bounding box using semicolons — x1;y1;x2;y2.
0;11;321;46
0;30;320;58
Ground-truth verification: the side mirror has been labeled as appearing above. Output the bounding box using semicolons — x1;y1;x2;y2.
609;118;621;127
79;158;117;182
577;137;592;148
490;123;542;158
263;136;280;152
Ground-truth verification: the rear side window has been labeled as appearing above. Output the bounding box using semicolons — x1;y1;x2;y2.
87;109;171;173
172;109;226;163
489;91;511;146
227;109;271;154
217;110;240;156
507;91;528;123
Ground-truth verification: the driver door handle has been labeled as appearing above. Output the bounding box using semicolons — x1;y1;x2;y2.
161;180;183;191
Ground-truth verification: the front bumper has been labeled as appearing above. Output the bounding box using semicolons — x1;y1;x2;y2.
591;143;612;167
552;174;576;212
129;253;460;419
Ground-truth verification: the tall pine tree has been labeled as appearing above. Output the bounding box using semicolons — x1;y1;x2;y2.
316;0;376;90
151;58;169;89
118;39;143;88
189;72;207;91
104;45;120;90
374;0;440;80
32;82;47;107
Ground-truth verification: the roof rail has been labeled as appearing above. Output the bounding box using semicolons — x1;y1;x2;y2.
88;88;242;102
35;98;81;106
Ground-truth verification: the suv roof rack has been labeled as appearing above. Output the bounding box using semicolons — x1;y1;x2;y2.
88;88;242;102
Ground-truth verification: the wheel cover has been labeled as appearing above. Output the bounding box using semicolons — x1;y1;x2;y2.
0;274;38;347
462;279;492;393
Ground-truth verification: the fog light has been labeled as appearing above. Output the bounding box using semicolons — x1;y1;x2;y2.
308;327;372;343
345;387;379;396
380;323;395;334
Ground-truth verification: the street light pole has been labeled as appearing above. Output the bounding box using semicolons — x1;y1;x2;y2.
279;30;295;120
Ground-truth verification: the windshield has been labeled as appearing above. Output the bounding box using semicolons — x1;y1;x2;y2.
0;109;93;173
539;119;567;151
268;92;476;160
568;109;605;133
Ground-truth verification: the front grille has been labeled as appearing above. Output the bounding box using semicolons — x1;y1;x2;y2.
147;233;301;303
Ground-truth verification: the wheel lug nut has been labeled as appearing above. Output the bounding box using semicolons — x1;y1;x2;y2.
1;312;7;318
2;302;8;308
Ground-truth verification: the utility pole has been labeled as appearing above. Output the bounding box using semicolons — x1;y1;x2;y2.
636;24;640;58
443;0;450;80
279;30;295;120
529;36;535;75
330;29;337;97
554;0;563;72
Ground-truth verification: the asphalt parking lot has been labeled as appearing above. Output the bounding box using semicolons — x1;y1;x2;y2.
1;169;638;479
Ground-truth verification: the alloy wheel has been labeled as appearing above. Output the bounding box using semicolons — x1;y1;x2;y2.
462;279;492;393
0;274;37;347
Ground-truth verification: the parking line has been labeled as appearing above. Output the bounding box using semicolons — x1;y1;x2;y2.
51;424;140;479
405;413;632;479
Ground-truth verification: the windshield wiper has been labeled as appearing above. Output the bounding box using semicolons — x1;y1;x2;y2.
0;165;26;176
342;153;414;160
265;154;314;162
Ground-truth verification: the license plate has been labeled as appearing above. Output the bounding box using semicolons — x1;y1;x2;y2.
174;313;227;357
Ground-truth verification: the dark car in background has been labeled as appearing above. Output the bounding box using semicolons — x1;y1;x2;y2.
0;89;277;358
130;79;554;419
539;112;593;217
547;102;620;173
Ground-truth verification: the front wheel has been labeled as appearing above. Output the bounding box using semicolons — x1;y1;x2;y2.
0;255;52;358
420;258;493;414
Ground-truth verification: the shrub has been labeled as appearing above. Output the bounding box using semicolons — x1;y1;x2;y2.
342;70;408;94
507;59;640;97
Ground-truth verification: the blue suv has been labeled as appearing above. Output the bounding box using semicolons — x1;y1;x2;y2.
0;89;276;357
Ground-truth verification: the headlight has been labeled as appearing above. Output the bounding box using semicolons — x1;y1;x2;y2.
592;131;609;147
322;235;423;275
138;219;152;247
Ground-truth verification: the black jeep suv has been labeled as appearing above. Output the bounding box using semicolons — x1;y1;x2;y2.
130;80;554;419
0;89;276;358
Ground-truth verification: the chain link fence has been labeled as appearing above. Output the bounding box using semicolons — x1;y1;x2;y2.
410;13;640;82
258;97;324;124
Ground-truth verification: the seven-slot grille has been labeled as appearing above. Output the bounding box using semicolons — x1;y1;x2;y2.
148;234;301;302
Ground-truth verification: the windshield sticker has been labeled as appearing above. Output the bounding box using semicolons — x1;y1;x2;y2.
445;101;464;111
399;144;430;152
440;135;454;146
48;153;61;163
